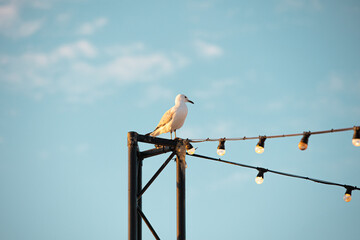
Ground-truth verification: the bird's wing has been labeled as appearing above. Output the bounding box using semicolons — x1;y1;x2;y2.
153;107;174;131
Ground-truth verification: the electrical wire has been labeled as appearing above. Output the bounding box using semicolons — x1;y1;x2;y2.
189;127;354;143
187;153;360;191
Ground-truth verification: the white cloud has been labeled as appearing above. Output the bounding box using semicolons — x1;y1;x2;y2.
77;17;108;35
104;42;145;56
17;19;43;37
0;3;43;37
104;54;174;82
194;40;223;58
0;41;188;103
0;4;18;28
54;40;97;59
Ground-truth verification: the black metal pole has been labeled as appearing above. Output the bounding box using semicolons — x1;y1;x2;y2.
137;157;142;240
128;131;138;240
176;140;186;240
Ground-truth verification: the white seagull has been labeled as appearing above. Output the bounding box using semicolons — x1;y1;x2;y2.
148;94;194;139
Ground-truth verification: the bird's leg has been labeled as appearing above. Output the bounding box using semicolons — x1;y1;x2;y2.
174;130;177;139
170;131;172;140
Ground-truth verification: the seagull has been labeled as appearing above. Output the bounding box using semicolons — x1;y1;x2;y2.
148;94;194;139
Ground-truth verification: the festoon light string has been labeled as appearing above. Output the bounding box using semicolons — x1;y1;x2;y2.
188;126;360;154
182;126;360;202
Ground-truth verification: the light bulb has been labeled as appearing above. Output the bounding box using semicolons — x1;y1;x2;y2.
344;193;352;202
217;139;226;156
344;187;353;203
298;142;308;150
352;139;360;147
353;126;360;147
255;145;264;154
185;140;195;155
255;136;266;154
186;147;195;155
298;132;310;151
217;149;226;156
255;176;264;184
255;168;266;184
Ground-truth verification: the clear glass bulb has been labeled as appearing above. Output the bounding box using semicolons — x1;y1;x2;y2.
343;193;352;202
255;176;264;184
217;149;226;156
298;142;308;151
186;147;196;155
255;145;264;154
352;138;360;147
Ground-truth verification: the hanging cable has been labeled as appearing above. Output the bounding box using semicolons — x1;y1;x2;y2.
189;126;356;143
187;153;359;202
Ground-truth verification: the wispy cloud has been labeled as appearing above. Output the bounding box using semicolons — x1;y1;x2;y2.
0;41;188;103
0;3;44;38
55;40;97;59
194;40;223;58
104;42;145;56
104;54;174;82
77;17;108;35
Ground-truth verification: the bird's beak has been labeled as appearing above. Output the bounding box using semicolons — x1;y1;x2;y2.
187;99;194;104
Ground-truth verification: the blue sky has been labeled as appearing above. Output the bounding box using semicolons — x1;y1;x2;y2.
0;0;360;239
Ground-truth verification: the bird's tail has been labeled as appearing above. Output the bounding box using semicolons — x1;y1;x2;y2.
146;128;161;137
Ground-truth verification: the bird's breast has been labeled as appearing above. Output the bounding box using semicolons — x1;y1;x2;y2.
170;104;188;130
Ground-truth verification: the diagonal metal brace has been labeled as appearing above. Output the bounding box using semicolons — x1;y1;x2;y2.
137;152;176;201
137;207;161;240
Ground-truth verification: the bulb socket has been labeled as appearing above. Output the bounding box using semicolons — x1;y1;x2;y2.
345;187;353;196
217;138;226;151
300;132;311;145
257;136;266;148
256;168;268;178
185;141;193;151
353;126;360;140
299;132;311;150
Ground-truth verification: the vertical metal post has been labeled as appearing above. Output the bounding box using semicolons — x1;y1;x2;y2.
137;157;142;240
176;140;186;240
128;132;138;240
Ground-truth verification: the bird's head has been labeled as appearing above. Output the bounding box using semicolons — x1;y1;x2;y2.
176;94;194;104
